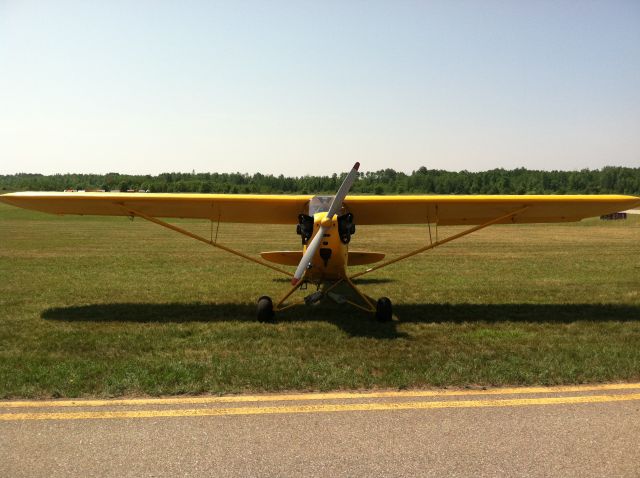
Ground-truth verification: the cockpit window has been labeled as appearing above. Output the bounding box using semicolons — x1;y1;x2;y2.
309;196;334;215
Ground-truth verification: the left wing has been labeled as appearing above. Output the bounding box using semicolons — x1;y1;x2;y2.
0;192;312;224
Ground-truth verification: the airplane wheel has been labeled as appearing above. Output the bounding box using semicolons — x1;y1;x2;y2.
375;297;392;322
257;296;275;323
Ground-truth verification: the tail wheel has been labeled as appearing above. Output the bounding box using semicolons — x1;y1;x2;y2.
257;296;275;323
375;297;392;322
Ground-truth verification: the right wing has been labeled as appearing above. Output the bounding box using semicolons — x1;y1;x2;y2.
342;194;640;225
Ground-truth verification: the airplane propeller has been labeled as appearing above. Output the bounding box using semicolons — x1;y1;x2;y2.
291;162;360;285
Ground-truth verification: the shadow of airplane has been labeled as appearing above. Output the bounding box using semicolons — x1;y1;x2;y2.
41;302;405;339
41;302;640;340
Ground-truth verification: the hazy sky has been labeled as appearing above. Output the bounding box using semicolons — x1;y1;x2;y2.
1;1;639;175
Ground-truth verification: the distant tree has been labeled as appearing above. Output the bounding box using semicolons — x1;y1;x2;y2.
1;167;639;195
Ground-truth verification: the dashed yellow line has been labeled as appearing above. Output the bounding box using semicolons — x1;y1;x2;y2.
2;382;639;409
1;393;639;422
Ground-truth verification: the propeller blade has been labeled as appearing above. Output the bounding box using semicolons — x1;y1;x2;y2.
326;162;360;219
291;224;326;285
291;162;360;286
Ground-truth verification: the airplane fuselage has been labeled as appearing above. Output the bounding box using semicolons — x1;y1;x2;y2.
303;212;349;281
259;197;384;283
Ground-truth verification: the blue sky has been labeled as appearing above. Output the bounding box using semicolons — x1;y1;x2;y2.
0;1;638;175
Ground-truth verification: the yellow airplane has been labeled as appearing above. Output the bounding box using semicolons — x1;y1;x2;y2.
1;162;638;322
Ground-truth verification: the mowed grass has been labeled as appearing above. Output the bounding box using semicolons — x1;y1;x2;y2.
0;201;639;398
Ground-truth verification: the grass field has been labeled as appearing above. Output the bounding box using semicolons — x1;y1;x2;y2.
1;201;639;398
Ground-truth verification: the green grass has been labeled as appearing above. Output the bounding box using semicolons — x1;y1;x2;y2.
0;202;639;398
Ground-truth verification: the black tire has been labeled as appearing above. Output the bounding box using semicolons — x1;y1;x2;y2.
257;296;275;323
375;297;393;322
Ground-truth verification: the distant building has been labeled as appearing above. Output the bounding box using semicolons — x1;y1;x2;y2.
600;212;627;220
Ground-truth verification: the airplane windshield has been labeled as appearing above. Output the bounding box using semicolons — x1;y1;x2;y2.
309;196;333;215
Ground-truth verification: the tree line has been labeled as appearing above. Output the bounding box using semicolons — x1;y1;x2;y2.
1;166;639;195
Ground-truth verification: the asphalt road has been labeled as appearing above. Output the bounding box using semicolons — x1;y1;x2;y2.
2;383;639;477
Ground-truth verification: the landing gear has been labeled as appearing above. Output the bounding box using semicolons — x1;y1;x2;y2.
257;296;275;323
375;297;393;322
263;276;394;322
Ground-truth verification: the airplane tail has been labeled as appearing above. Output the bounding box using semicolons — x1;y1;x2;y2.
260;251;385;267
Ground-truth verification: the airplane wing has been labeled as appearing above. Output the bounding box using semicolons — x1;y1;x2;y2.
1;192;638;225
0;192;312;224
342;194;640;225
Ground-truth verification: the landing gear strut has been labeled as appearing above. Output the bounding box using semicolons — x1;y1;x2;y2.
260;277;394;323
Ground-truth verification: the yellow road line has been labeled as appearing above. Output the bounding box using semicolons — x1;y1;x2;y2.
2;393;639;422
2;382;639;409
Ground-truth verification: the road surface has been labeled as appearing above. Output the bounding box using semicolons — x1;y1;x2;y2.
2;383;639;477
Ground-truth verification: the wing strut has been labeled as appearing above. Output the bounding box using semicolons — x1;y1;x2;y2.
349;206;529;280
123;207;293;277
